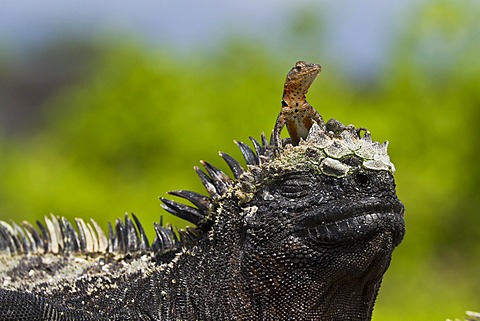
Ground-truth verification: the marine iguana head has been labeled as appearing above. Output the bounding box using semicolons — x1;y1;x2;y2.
163;118;405;319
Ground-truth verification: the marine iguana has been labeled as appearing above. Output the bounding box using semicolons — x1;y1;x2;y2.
0;61;405;321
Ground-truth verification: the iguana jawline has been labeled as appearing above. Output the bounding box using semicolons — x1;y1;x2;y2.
298;199;404;229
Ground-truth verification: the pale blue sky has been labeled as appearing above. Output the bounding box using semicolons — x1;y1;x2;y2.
1;1;415;75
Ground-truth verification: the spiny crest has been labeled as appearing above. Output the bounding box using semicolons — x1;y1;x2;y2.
0;213;179;256
0;133;269;257
161;132;273;225
0;118;395;257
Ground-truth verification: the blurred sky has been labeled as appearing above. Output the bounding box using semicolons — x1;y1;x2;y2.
1;0;416;76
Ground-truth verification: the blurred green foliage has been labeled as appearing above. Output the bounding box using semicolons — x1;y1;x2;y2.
0;0;479;319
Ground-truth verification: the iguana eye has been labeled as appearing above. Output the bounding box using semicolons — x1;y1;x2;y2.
355;173;369;186
277;176;311;198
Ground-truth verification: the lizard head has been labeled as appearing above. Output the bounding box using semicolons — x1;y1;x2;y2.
282;61;321;104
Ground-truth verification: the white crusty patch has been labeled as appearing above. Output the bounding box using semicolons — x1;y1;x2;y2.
252;123;395;180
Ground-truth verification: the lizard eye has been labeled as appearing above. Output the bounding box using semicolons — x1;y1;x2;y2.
295;65;302;71
276;175;311;198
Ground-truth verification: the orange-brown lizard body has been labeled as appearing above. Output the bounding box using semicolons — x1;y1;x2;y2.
273;61;325;146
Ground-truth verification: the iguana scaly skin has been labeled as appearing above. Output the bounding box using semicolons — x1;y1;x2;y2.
0;61;405;321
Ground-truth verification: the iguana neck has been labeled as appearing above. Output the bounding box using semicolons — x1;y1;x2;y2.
238;223;396;320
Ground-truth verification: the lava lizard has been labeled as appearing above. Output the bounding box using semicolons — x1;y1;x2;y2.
272;60;325;146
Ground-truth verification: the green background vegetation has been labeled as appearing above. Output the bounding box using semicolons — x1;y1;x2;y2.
0;1;479;319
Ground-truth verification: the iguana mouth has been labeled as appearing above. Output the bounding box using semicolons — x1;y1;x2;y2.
300;200;404;226
296;200;405;245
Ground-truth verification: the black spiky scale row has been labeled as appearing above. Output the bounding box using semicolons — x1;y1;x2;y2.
153;221;176;253
0;212;184;257
219;152;244;179
0;135;268;257
235;141;259;165
163;133;272;227
160;197;204;226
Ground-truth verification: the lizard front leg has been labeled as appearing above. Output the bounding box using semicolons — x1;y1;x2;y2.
272;112;286;147
305;102;326;131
